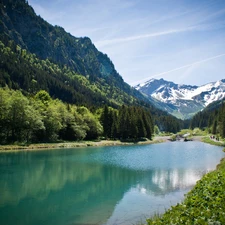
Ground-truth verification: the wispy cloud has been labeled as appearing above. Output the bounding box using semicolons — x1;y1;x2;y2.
96;27;193;48
197;8;225;24
28;0;225;86
95;22;225;48
132;53;225;85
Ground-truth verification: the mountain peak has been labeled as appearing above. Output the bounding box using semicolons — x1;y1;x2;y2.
135;78;171;90
135;78;225;119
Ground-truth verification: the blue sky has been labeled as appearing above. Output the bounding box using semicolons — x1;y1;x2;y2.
28;0;225;86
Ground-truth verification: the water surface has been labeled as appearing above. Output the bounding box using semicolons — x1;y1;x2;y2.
0;141;224;225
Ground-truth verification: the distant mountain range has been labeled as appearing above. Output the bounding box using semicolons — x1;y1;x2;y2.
135;78;225;119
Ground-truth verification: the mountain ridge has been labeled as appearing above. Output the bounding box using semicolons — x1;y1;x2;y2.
0;0;184;134
0;0;149;107
135;78;225;119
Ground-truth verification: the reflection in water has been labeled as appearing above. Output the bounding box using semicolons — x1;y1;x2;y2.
151;169;203;191
0;142;224;225
105;168;206;225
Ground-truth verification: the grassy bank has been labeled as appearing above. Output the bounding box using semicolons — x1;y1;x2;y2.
0;138;165;152
0;140;131;152
146;154;225;225
201;136;225;147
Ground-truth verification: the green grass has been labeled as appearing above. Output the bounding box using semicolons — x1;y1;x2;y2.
177;128;207;137
202;137;225;147
157;132;173;137
169;129;207;142
0;139;159;152
146;155;225;225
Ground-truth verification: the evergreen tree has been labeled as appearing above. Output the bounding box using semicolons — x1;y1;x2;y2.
111;111;118;139
100;105;113;138
212;119;217;135
219;104;225;138
0;88;11;143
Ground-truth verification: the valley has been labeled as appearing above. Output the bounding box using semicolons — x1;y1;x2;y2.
0;1;225;225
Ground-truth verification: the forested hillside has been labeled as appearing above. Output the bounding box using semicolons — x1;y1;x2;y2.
0;0;184;144
190;99;225;138
0;0;146;105
0;40;131;107
0;88;155;144
0;40;182;144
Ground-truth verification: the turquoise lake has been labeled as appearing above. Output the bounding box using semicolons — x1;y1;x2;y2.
0;141;224;225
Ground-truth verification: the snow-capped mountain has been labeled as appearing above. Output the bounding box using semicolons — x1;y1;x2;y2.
135;78;225;119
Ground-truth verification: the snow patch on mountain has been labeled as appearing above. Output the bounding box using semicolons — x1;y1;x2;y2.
136;78;225;106
135;78;225;119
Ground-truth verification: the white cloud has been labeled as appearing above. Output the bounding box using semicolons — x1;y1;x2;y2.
95;28;192;48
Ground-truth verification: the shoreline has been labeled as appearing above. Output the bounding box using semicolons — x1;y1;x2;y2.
0;135;223;153
0;137;166;153
147;152;225;224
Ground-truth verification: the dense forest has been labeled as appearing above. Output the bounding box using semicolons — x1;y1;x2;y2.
0;88;156;144
0;0;224;146
0;40;131;107
0;40;183;144
0;0;148;105
190;99;225;138
0;0;185;145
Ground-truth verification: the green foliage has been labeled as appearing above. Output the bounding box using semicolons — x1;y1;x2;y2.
192;128;207;136
0;38;183;135
219;105;225;138
176;128;206;137
77;106;103;140
0;1;184;136
0;88;104;143
190;100;225;138
34;90;51;105
156;115;181;133
146;158;225;225
0;88;158;143
170;134;177;141
0;40;113;107
0;88;11;141
100;105;153;141
154;125;160;135
0;0;149;107
201;137;225;147
100;105;112;138
0;88;45;143
212;120;218;135
0;39;176;113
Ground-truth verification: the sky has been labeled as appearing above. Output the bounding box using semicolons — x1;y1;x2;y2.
28;0;225;86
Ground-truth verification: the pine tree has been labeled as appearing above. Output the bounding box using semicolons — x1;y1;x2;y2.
212;119;217;135
111;111;118;139
219;104;225;138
